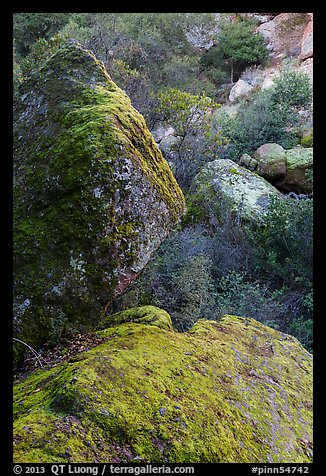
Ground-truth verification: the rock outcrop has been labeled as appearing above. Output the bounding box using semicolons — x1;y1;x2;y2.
190;159;282;224
257;13;309;60
13;308;313;463
299;14;313;62
13;41;186;362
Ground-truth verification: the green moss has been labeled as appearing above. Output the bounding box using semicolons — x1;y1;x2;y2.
14;311;312;463
300;131;313;148
227;167;241;175
13;41;185;363
99;305;173;331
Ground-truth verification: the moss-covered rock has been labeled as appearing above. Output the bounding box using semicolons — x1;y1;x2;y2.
13;41;186;361
189;159;282;224
254;143;287;181
99;305;173;331
275;147;313;194
13;311;312;463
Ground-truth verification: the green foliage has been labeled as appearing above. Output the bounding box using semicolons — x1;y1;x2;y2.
216;271;283;322
157;88;217;137
13;13;71;57
202;18;268;83
213;70;313;161
300;130;313;148
272;70;312;109
167;254;217;330
250;196;313;286
156;88;219;188
19;35;68;79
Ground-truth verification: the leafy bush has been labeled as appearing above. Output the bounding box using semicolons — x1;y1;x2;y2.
18;35;68;79
201;18;268;83
113;226;217;331
213;70;313;160
250;196;313;287
216;271;283;321
168;254;218;331
272;70;312;109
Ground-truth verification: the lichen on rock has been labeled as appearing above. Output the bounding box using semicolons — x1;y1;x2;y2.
254;143;287;181
275;147;313;194
13;41;186;363
13;310;313;463
189;159;282;224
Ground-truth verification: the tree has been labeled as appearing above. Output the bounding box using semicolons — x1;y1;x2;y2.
13;13;71;57
208;19;268;83
157;88;219;188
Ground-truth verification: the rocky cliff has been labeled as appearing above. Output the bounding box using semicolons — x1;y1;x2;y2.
13;41;186;362
13;307;313;463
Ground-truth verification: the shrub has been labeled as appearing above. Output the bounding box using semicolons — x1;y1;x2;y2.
212;70;313;161
13;13;71;57
250;196;313;287
216;271;283;322
202;18;268;83
168;254;218;331
156;88;219;189
19;35;68;79
271;70;312;109
112;226;217;330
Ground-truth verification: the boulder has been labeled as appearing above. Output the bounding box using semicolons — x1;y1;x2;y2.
260;69;281;90
13;309;312;463
239;153;258;171
13;41;186;361
275;147;313;194
254;143;287;181
298;57;313;83
299;14;313;62
152;124;176;144
158;134;182;155
229;79;253;103
191;159;282;224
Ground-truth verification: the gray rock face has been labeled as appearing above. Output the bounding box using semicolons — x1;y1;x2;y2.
13;41;186;359
239;153;258;172
192;159;281;223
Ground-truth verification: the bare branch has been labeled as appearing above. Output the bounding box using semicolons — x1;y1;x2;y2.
13;337;45;368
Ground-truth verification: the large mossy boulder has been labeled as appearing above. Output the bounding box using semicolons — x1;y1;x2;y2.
189;159;281;224
13;307;313;463
254;143;287;181
13;41;186;361
275;147;313;194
